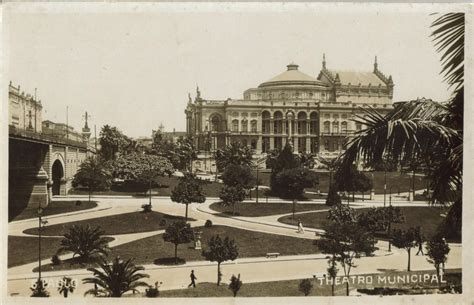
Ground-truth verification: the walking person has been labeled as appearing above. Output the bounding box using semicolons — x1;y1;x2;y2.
297;219;305;234
415;227;424;256
188;270;197;288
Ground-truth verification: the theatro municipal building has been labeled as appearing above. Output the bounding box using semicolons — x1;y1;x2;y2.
185;56;394;171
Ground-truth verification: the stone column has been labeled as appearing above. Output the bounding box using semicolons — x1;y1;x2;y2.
270;137;275;150
306;138;311;153
257;136;262;154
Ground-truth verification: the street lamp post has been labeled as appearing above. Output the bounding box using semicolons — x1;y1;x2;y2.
37;208;48;284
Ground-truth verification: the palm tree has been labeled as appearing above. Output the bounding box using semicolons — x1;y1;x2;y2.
336;13;463;234
57;225;110;262
83;256;150;297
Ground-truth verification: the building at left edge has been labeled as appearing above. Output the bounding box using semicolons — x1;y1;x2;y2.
8;81;96;220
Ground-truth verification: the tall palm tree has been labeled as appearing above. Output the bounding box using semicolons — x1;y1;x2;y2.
336;13;463;234
83;256;150;297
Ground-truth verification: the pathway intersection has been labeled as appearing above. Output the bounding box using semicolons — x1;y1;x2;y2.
7;195;461;297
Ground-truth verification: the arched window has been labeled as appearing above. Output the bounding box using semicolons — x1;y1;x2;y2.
341;121;348;133
323;121;330;134
273;111;283;134
310;112;318;135
211;115;221;132
241;120;248;132
262;111;271;133
297;112;307;134
332;121;339;134
232;119;239;132
250;120;258;133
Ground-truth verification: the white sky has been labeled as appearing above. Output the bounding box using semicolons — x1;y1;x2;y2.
5;4;454;138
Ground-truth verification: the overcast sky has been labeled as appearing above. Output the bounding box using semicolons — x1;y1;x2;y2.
5;3;453;138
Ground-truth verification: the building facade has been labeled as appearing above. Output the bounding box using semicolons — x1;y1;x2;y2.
185;56;394;171
8;83;94;219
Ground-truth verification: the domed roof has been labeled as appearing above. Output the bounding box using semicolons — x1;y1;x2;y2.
259;63;326;88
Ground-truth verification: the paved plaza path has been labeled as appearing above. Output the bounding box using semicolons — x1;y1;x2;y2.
7;195;462;297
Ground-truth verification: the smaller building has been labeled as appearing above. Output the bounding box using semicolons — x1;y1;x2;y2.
42;120;85;142
8;81;43;132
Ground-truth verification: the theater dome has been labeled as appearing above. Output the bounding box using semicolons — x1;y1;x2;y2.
258;63;326;88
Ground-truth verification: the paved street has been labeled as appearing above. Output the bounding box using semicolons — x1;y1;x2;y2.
7;196;462;297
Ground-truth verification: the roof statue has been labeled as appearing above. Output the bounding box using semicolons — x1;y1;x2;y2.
322;53;326;69
196;86;201;99
374;55;378;72
188;92;192;104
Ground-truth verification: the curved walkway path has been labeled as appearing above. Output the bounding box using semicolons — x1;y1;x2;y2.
7;195;461;297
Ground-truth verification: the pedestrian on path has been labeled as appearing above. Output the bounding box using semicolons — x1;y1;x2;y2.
415;226;424;256
188;270;197;288
297;219;305;234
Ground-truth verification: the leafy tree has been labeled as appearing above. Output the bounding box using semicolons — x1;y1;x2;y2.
175;135;197;172
426;235;450;280
163;220;194;264
113;153;173;197
299;279;313;296
202;235;239;286
99;125;132;161
72;156;112;202
57;225;109;262
228;274;243;297
316;222;377;296
270;143;300;173
325;186;341;206
274;167;317;199
83;256;149;297
265;148;280;171
151;130;179;167
391;227;418;271
357;206;404;247
327;204;357;224
214;142;253;172
221;164;255;190
57;276;75;298
219;185;246;216
335;165;373;202
30;279;50;297
171;173;206;221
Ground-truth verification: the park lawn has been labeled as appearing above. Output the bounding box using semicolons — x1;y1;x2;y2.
279;206;449;240
8;236;63;267
209;202;329;217
34;225;319;272
23;211;194;236
9;200;98;222
153;269;461;297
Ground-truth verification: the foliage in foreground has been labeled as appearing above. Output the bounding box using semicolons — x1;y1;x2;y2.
83;256;149;297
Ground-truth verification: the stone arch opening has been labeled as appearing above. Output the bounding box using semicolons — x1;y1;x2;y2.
52;159;64;196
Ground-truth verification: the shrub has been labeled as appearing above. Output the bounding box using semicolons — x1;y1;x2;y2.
299;278;313;296
145;283;160;297
51;255;61;266
228;274;242;297
159;219;167;227
75;200;82;206
141;203;152;213
205;220;213;228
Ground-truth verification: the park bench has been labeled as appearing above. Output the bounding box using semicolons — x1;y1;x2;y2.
266;252;280;258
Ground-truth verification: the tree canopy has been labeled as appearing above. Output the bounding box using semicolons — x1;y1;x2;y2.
214;142;253;172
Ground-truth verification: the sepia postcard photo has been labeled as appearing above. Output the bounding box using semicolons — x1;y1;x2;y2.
1;2;473;304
